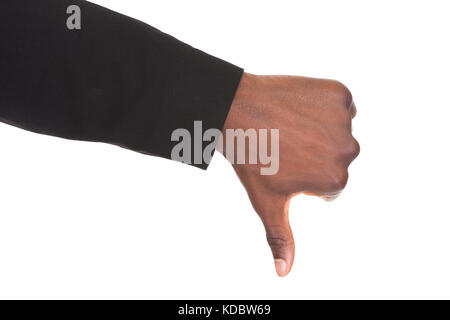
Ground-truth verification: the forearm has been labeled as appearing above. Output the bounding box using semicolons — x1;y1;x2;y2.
0;0;243;168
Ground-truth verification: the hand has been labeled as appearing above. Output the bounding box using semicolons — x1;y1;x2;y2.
219;73;359;277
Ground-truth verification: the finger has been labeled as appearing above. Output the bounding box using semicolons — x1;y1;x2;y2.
304;190;341;202
260;199;295;277
320;191;342;202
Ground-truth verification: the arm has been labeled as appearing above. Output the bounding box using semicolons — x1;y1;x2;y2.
0;0;359;277
0;0;242;169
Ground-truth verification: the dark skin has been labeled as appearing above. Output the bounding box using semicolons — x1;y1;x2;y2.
220;73;359;277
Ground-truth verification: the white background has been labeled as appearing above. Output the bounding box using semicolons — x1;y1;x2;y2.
0;0;449;299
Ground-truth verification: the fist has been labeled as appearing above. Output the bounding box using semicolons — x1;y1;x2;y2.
220;73;359;277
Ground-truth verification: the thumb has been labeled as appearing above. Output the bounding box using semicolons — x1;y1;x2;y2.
259;198;295;277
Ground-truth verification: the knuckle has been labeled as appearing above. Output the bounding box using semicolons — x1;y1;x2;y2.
349;138;360;158
266;227;291;251
329;80;353;107
326;169;349;191
266;235;288;250
342;137;360;158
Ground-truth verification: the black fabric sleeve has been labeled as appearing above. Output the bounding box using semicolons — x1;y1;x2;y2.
0;0;243;169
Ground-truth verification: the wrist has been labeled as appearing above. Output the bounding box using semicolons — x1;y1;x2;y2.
219;73;268;161
222;72;261;133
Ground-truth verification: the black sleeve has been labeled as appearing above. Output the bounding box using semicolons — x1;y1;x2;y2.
0;0;243;169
